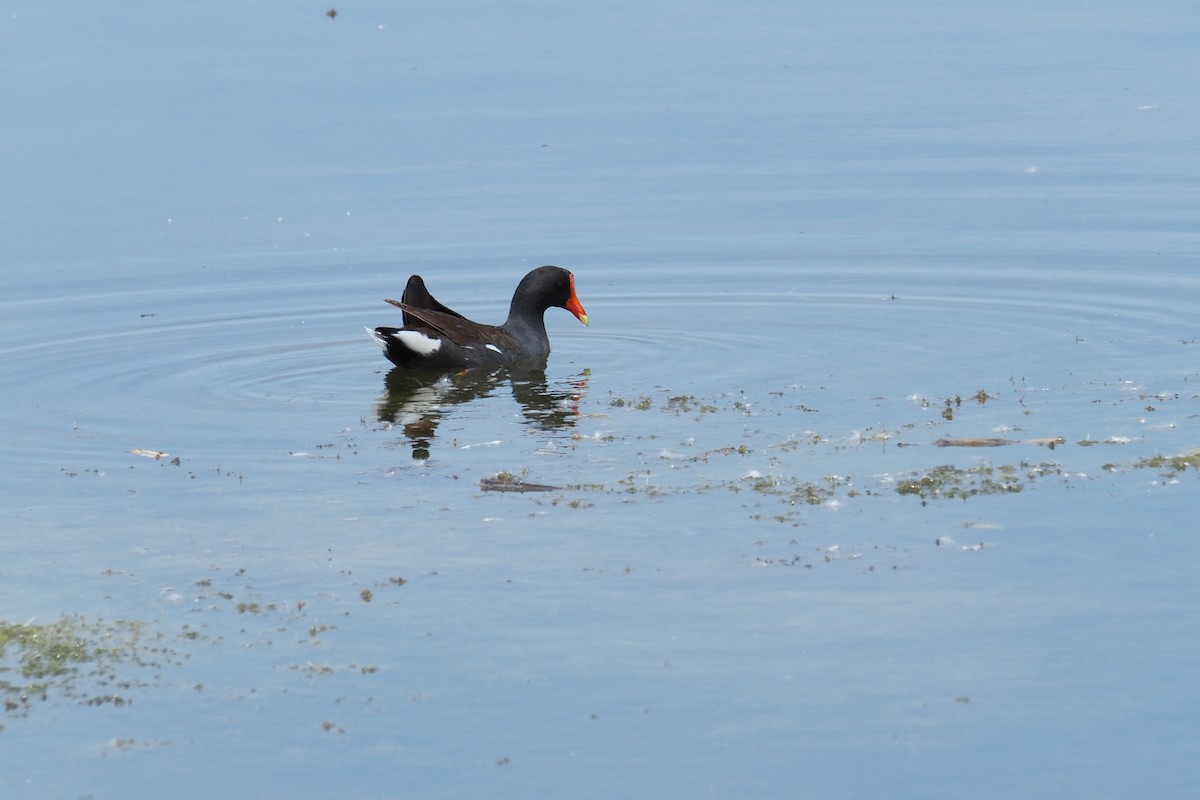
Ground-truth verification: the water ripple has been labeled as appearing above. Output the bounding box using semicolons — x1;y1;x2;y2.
4;257;1196;474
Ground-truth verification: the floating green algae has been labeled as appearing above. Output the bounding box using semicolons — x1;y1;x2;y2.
1132;450;1200;478
894;462;1064;502
0;615;162;723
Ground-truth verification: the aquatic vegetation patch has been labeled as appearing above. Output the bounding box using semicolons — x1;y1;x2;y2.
0;566;414;729
736;472;852;506
398;380;1194;529
894;462;1063;501
753;542;914;571
908;389;990;420
609;395;654;410
663;395;719;415
0;615;166;724
1131;450;1200;478
606;392;739;416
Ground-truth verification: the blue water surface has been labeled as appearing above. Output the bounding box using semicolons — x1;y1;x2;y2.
2;2;1198;799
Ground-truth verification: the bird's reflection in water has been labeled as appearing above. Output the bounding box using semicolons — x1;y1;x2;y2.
375;356;587;459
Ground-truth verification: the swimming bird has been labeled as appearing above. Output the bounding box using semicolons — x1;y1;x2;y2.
367;265;588;369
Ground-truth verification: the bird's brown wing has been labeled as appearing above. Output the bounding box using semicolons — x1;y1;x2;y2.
383;300;518;351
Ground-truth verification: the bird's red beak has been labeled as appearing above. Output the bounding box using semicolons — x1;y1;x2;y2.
565;273;589;326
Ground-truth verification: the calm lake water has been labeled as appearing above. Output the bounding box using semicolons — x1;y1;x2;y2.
3;2;1199;798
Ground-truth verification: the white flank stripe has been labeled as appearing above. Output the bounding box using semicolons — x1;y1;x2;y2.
394;330;443;356
484;343;503;354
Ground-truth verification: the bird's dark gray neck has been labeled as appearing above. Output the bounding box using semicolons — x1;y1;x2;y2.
503;311;551;352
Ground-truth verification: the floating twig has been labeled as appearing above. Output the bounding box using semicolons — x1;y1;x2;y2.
933;437;1064;448
480;476;560;493
129;448;169;459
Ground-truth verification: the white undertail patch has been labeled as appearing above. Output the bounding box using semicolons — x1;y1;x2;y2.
366;326;388;350
393;329;443;356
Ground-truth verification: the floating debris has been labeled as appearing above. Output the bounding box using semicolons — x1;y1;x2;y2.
459;440;503;450
129;448;169;459
933;437;1064;448
935;438;1014;447
480;473;560;493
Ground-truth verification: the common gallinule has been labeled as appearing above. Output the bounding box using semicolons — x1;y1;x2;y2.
367;266;589;369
